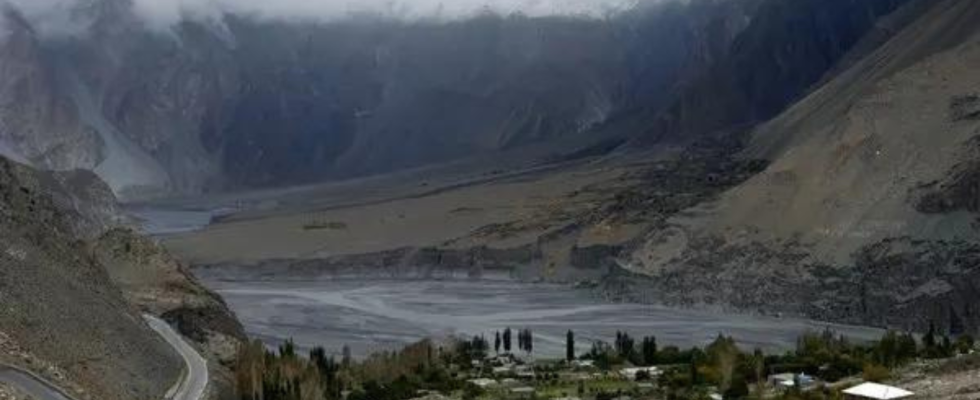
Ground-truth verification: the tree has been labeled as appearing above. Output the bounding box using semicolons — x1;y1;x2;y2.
518;329;526;352
923;321;937;352
526;329;534;354
614;331;635;361
495;331;502;354
641;336;657;366
707;334;738;393
955;334;975;354
567;330;576;362
503;328;513;353
689;348;704;385
279;338;297;359
752;348;766;398
941;335;953;357
724;374;750;400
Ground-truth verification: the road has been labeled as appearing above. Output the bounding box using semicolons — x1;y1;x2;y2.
144;315;209;400
0;366;73;400
0;316;209;400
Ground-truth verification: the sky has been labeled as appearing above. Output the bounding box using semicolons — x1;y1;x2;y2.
2;0;648;34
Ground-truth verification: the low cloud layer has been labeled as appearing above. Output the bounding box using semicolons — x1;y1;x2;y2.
131;0;643;27
3;0;651;36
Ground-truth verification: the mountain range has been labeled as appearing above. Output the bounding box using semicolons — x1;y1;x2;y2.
2;0;980;397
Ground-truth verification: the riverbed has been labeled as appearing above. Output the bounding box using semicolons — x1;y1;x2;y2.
204;278;884;359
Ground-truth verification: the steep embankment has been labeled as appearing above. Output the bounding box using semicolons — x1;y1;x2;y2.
624;0;980;333
0;157;182;400
93;228;246;398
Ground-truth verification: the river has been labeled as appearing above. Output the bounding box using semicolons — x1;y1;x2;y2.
203;278;884;359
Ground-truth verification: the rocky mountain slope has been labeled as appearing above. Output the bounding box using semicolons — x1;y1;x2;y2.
0;150;246;398
0;156;181;400
622;0;980;332
93;227;246;397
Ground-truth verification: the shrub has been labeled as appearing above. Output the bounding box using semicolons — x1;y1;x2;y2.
861;364;891;382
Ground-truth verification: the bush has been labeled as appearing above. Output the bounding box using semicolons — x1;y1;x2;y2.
955;335;975;355
862;364;891;382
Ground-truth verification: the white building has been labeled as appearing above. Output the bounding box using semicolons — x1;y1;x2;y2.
618;366;661;380
842;383;914;400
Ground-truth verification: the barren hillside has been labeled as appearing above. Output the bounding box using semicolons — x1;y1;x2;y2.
625;0;980;332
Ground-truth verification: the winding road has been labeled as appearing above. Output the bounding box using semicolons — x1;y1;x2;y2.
0;366;73;400
0;315;208;400
144;315;210;400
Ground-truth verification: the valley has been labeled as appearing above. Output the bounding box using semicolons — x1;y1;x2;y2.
1;0;980;398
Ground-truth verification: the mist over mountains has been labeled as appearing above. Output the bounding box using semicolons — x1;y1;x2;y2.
0;0;914;200
0;0;764;198
5;0;649;34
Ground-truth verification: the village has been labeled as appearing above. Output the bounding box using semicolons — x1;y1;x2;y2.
236;326;972;400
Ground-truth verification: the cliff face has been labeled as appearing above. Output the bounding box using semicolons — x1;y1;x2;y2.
0;0;760;199
641;0;913;143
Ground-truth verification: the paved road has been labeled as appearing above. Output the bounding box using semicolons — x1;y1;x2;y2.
144;315;209;400
0;316;209;400
0;366;74;400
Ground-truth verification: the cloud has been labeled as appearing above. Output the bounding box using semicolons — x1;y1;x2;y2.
135;0;645;28
2;0;84;36
3;0;653;37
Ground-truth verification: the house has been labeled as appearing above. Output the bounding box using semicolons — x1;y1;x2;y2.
842;383;914;400
467;378;498;388
769;372;816;390
409;394;450;400
768;373;796;388
515;365;535;379
618;366;661;380
493;365;514;375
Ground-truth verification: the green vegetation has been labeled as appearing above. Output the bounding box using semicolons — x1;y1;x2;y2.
302;217;349;231
235;325;975;400
567;330;576;362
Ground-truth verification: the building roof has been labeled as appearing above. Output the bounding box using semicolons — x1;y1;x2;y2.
843;383;914;400
467;378;498;387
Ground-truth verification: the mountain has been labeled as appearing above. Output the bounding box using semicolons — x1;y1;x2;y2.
0;0;762;199
0;156;181;399
621;0;980;332
641;0;914;143
0;150;245;397
168;0;980;339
